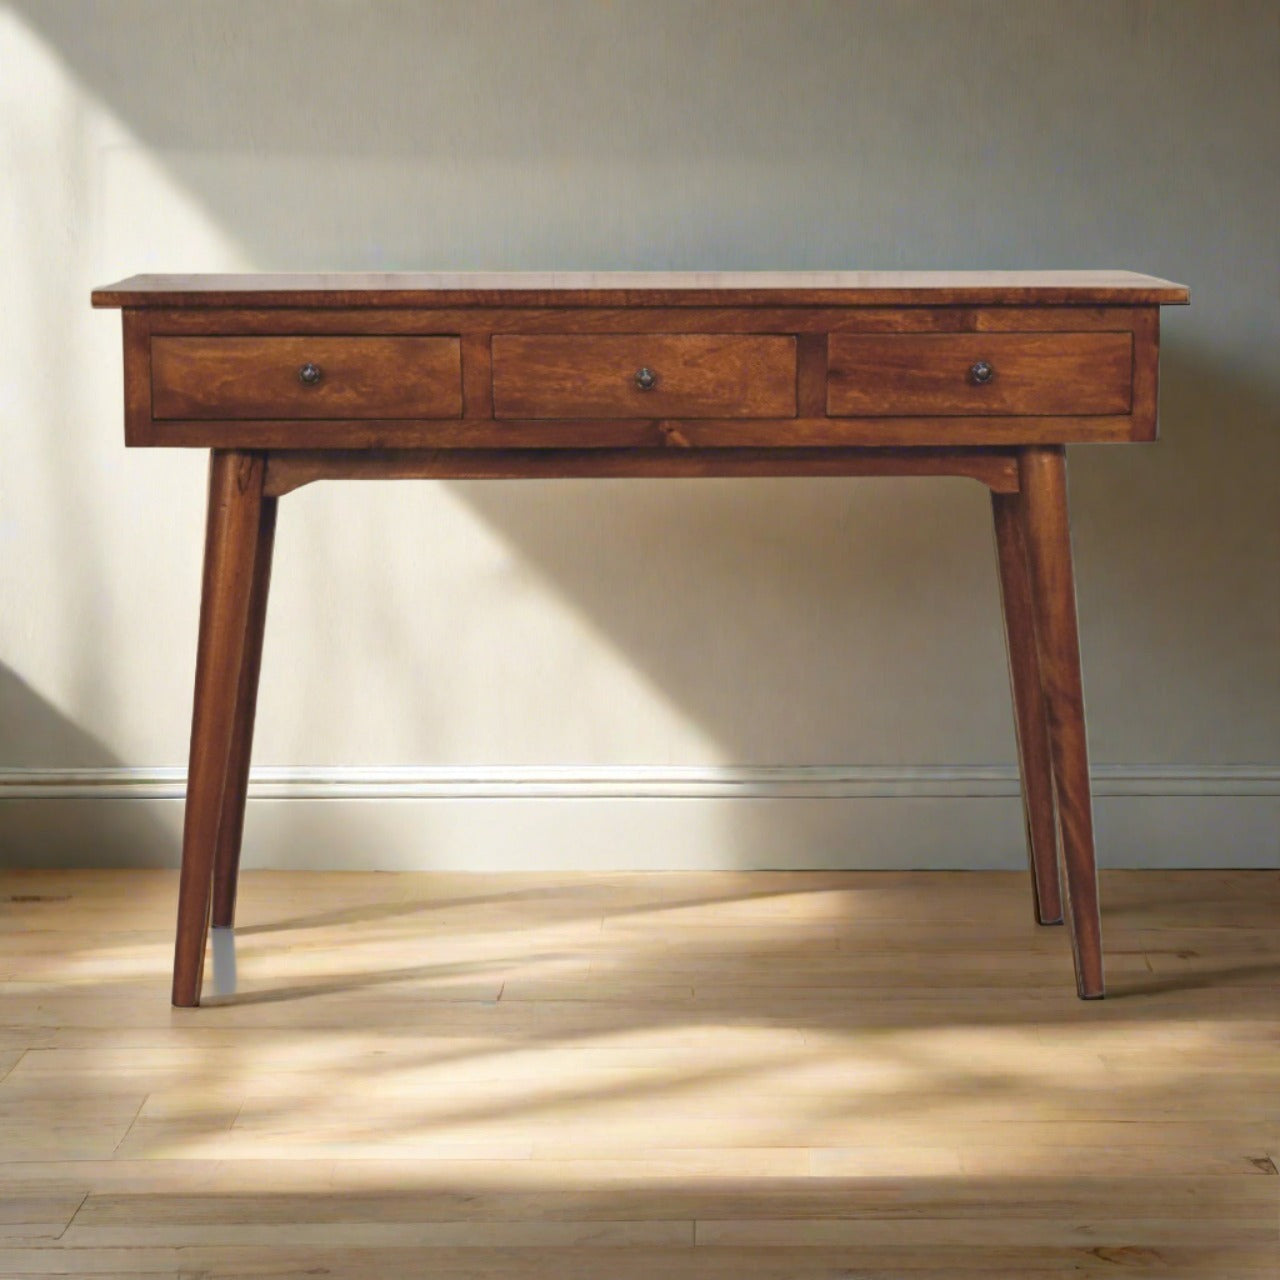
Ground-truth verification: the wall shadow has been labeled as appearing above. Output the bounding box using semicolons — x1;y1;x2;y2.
434;337;1280;772
4;2;1276;883
0;667;176;866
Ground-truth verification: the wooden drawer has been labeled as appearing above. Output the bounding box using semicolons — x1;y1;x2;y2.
491;334;797;419
827;332;1133;416
151;336;462;419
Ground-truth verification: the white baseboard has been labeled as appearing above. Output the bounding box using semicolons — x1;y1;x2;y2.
4;762;1278;800
1;764;1276;870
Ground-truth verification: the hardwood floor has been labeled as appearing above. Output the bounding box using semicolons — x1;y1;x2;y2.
0;868;1276;1277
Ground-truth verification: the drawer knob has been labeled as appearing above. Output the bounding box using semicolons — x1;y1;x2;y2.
634;367;657;391
297;361;323;387
969;359;995;385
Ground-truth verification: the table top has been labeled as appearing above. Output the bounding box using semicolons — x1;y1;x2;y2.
92;270;1190;309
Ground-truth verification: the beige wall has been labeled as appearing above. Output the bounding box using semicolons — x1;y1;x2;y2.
1;1;1276;868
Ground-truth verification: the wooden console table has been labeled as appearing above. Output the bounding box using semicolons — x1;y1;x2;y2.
92;271;1189;1006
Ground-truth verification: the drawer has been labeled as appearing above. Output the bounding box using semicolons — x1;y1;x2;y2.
151;336;462;419
491;334;797;418
827;332;1132;416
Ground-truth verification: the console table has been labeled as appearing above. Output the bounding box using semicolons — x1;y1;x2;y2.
91;271;1189;1006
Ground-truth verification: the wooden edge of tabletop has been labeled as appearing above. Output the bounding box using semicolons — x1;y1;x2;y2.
90;272;1191;309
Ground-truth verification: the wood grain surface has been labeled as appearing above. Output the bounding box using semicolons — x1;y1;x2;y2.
1018;447;1104;998
491;334;796;419
261;446;1022;496
92;269;1191;308
0;867;1273;1278
132;303;1154;336
172;452;270;1007
827;332;1133;416
114;302;1168;448
92;276;1189;1015
133;413;1150;451
991;490;1064;926
210;494;277;931
152;336;462;420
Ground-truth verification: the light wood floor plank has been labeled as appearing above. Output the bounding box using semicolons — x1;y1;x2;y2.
0;868;1275;1278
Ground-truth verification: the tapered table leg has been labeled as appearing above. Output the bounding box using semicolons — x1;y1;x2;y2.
1017;446;1104;999
173;451;268;1008
991;490;1064;926
210;494;277;930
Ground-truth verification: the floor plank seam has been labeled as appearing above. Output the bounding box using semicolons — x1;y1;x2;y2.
110;1097;148;1156
54;1191;90;1242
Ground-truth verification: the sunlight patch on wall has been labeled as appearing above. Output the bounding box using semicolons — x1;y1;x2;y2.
273;480;728;766
0;11;246;754
0;9;723;771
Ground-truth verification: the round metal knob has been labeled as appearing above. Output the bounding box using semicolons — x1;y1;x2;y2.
634;367;657;391
969;360;995;385
297;361;323;386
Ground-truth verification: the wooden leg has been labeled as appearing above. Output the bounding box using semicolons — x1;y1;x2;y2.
210;493;277;929
1017;446;1104;999
173;451;268;1007
991;491;1064;926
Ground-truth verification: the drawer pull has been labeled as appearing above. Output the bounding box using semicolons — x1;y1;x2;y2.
297;361;323;387
969;359;995;385
634;366;657;391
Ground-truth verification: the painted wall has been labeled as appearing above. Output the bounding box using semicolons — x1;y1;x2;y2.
1;1;1276;868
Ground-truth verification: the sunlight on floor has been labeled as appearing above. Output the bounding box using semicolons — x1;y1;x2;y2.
3;868;1277;1275
4;869;1276;1185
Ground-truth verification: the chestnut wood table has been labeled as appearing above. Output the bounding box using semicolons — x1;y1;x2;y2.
92;271;1189;1006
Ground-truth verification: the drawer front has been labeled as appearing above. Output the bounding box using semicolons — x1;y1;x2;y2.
491;334;797;419
827;332;1133;416
151;336;462;419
